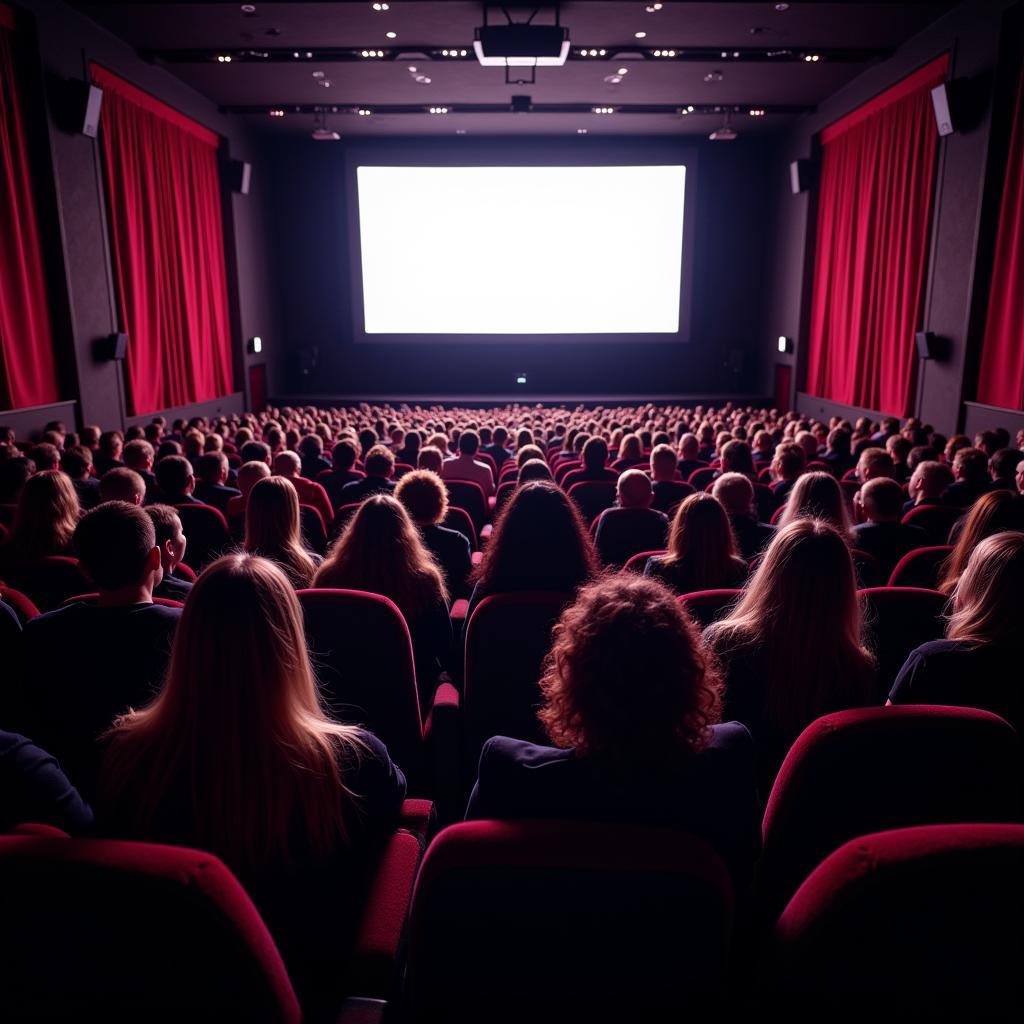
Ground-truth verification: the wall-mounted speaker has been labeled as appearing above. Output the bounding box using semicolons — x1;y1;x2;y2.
915;330;939;360
789;158;812;194
63;80;103;138
930;82;957;137
226;159;252;195
99;332;128;361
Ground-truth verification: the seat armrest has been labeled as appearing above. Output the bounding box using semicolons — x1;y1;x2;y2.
480;524;493;544
335;997;386;1024
399;799;435;840
424;682;461;826
450;597;470;625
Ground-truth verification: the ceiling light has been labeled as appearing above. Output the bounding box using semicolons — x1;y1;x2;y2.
312;127;341;140
645;3;663;10
456;129;467;134
414;74;432;84
268;108;285;117
317;79;331;88
386;31;397;39
372;2;389;10
617;67;629;75
653;49;676;58
357;108;372;116
704;69;724;83
635;31;647;39
710;112;737;140
473;23;571;68
240;3;256;13
577;128;587;134
428;106;449;114
749;108;765;116
677;104;695;115
592;106;614;114
291;51;312;59
604;74;623;84
312;70;326;78
216;54;232;63
804;54;821;62
775;2;790;10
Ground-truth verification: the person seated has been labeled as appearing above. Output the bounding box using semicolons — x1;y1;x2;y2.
0;456;34;505
517;458;552;484
94;431;125;477
417;445;445;475
395;469;472;597
852;478;929;580
192;452;241;513
943;446;993;508
821;427;854;477
610;433;645;473
298;434;332;481
769;442;806;501
26;442;59;472
272;451;333;527
482;425;513;471
989;448;1024;492
60;446;101;511
937;490;1024;595
224;460;271;523
717;439;758;482
395;430;421;469
751;430;775;469
122;439;159;501
239;439;272;466
146;504;192;602
644;493;747;594
562;437;617;490
16;502;182;797
339;445;396;504
96;553;406;1020
854;446;895;485
154;454;199;506
1;470;80;568
886;435;913;484
466;573;759;888
676;433;709;481
649;444;694;515
712;472;775;561
1017;457;1024;497
0;731;94;834
441;430;495;497
777;471;856;549
703;519;875;790
244;477;321;589
890;531;1023;729
902;460;955;517
594;470;669;568
319;439;364;507
314;495;451;703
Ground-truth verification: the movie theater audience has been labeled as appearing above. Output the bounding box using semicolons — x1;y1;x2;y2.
244;477;320;589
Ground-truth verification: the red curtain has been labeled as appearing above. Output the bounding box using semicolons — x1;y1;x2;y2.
91;64;234;416
0;3;61;409
805;55;949;416
976;64;1024;409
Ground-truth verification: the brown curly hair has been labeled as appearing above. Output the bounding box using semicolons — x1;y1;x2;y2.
538;573;721;771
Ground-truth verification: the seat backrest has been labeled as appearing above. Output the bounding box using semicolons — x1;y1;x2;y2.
444;479;488;533
687;467;717;490
2;556;91;612
850;547;881;588
298;588;423;781
0;585;40;624
441;505;478;549
175;503;231;570
887;544;953;588
677;589;743;629
594;508;668;568
767;824;1024;1019
758;706;1021;923
623;548;668;573
751;482;780;522
329;502;362;540
900;503;963;545
407;820;734;1022
0;835;300;1023
173;562;197;583
298;504;328;556
566;480;617;524
463;592;568;781
859;586;948;699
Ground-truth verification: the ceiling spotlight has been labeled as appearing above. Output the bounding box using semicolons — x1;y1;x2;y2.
311;70;326;78
634;31;647;39
709;112;737;141
357;107;372;116
414;74;432;84
704;69;724;83
268;108;285;117
428;106;449;114
317;79;332;88
240;3;256;13
749;108;765;116
617;67;628;75
372;2;389;10
311;126;341;140
577;128;587;134
678;104;695;115
360;49;385;58
456;129;467;134
604;74;623;84
592;106;614;114
804;53;821;62
216;54;232;63
645;3;663;11
386;31;397;39
775;2;790;10
291;51;312;59
653;49;676;58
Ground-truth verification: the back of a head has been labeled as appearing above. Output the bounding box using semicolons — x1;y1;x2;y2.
364;444;395;478
516;444;546;468
779;472;851;536
858;447;895;481
239;440;272;466
100;467;146;505
236;460;271;498
860;477;905;521
617;468;653;509
582;437;608;471
475;481;597;594
123;439;154;472
60;446;92;480
712;472;755;516
912;460;954;500
417;445;444;474
395;469;448;526
538;573;721;769
333;439;358;470
650;443;677;480
990;448;1024;482
196;452;228;484
666;493;737;570
146;503;183;549
245;476;301;554
99;431;123;458
155;455;193;499
949;531;1024;645
272;450;302;478
942;490;1024;594
27;442;59;471
618;433;643;461
722;439;756;477
12;469;80;559
517;459;553;484
458;430;480;457
773;442;806;480
75;501;156;591
954;446;988;482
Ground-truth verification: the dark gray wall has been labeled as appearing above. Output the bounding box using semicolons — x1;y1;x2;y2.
4;0;280;434
269;135;777;399
762;0;1021;435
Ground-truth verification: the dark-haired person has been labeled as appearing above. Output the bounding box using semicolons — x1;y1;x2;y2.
97;554;405;1019
594;470;668;569
902;460;954;518
146;504;193;602
441;430;495;496
60;446;101;511
16;502;181;796
644;493;747;594
889;532;1024;731
769;442;806;502
943;446;992;508
154;455;199;506
339;444;396;504
94;431;125;477
649;444;694;515
482;425;513;471
193;452;240;513
711;472;775;561
562;437;617;490
272;450;333;528
395;469;472;597
852;478;929;581
0;456;34;505
239;439;272;466
466;573;758;887
989;448;1024;491
322;439;363;509
298;433;332;481
122;439;159;502
26;442;59;472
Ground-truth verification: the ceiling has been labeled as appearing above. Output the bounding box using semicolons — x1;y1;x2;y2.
74;1;957;138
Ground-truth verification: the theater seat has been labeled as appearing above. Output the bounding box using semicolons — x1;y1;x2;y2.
757;706;1021;923
623;548;667;573
330;502;362;539
0;585;40;624
900;503;962;545
175;503;231;570
677;589;743;629
406;820;734;1022
444;480;488;535
0;834;301;1023
566;480;617;524
765;825;1024;1020
887;544;953;588
298;504;328;556
2;556;91;612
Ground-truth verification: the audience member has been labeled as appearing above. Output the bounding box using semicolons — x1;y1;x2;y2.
649;443;693;514
339;445;396;503
0;456;33;504
855;446;895;483
769;442;806;501
99;467;146;506
298;434;332;480
903;460;955;516
852;478;929;579
244;477;320;589
154;455;198;505
594;470;669;568
441;430;496;497
562;438;616;489
193;452;241;512
943;446;992;507
60;445;101;510
482;426;513;470
777;471;854;541
225;460;271;521
937;490;1024;595
94;431;125;477
989;448;1024;491
2;470;79;565
146;504;192;602
122;439;159;500
273;450;333;526
417;445;444;475
712;472;775;560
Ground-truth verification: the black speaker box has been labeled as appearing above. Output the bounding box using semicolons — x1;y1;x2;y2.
226;159;252;195
790;159;812;194
99;332;128;361
915;331;938;359
61;80;103;138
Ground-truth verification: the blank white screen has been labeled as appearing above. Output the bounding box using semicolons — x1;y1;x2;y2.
356;165;686;335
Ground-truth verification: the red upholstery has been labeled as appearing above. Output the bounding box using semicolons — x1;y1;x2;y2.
298;588;425;784
444;479;488;533
623;548;667;573
887;544;953;588
0;835;301;1023
172;562;197;583
298;503;328;555
677;588;743;629
767;825;1024;1018
687;467;716;490
407;820;734;1021
463;592;569;782
758;706;1021;923
175;503;231;570
858;586;948;698
2;556;91;612
900;503;963;545
0;584;40;623
330;502;362;539
566;479;617;523
61;593;184;609
441;505;478;550
392;462;414;479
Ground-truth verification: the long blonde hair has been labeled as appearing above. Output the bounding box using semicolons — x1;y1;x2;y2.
939;491;1024;595
10;469;80;560
314;494;447;616
947;531;1024;645
244;476;317;588
100;554;366;872
777;471;854;540
704;519;874;741
661;493;743;589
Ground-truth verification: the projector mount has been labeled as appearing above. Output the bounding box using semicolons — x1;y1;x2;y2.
475;3;570;85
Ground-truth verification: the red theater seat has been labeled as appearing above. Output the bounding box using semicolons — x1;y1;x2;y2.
175;503;231;570
900;503;963;545
766;825;1024;1019
0;585;40;624
758;706;1021;923
2;556;91;612
623;548;668;573
444;479;488;535
687;467;717;490
406;820;734;1022
887;544;953;588
566;480;617;524
677;589;743;629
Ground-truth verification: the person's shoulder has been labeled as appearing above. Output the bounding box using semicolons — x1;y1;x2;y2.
706;721;755;753
479;735;574;773
24;602;82;635
909;637;965;661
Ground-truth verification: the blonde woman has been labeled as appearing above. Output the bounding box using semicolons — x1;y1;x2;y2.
890;531;1024;730
776;471;855;541
703;519;875;786
244;476;319;588
3;470;79;563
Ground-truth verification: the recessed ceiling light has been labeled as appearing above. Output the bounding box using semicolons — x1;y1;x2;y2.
386;31;397;39
317;79;331;88
311;70;326;78
645;3;663;11
357;108;372;116
604;74;623;84
617;67;628;75
240;3;256;13
414;74;432;84
428;106;449;114
704;69;723;83
372;2;389;10
592;106;614;114
456;129;467;135
216;54;233;63
749;108;766;116
774;2;790;10
804;53;821;62
577;128;587;134
634;31;647;39
268;108;285;117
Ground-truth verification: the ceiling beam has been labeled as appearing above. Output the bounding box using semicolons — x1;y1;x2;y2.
220;101;815;116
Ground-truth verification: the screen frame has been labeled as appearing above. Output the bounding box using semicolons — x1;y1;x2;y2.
343;138;699;345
